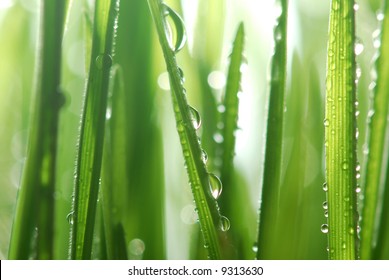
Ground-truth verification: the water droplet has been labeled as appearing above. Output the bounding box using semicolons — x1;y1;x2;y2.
356;172;361;179
95;53;113;70
162;4;187;53
342;161;349;170
208;71;226;90
189;106;201;130
177;121;185;132
342;242;346;249
252;243;258;253
178;67;185;84
324;211;328;218
322;182;328;192
353;3;359;11
213;132;224;143
356;186;361;193
129;238;145;257
201;149;208;164
349;227;355;235
354;38;364;56
324;119;330;127
66;211;74;225
323;201;328;210
377;10;384;21
321;224;329;234
219;216;230;231
209;173;222;199
333;1;340;11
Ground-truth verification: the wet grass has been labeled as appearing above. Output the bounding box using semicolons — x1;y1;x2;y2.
0;0;388;260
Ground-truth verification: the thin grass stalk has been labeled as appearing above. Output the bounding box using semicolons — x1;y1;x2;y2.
70;0;119;260
8;0;66;260
147;0;222;259
256;0;288;260
360;0;389;260
324;0;358;260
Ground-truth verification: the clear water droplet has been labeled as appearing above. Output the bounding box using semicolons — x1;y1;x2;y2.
354;3;359;11
377;10;384;21
323;182;328;192
342;242;346;249
324;211;328;218
323;201;328;210
342;161;349;170
177;121;185;132
95;53;113;70
356;186;361;193
354;38;364;56
213;132;224;143
201;149;208;163
252;243;258;253
349;227;355;235
128;238;145;257
324;119;330;127
66;211;74;225
189;106;201;130
178;67;185;84
162;4;187;53
219;216;230;231
321;224;329;234
209;173;222;199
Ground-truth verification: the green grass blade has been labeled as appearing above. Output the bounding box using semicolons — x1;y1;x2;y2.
374;157;389;259
360;0;389;260
219;22;245;189
70;0;119;260
8;0;66;260
147;0;222;259
324;0;358;260
257;0;288;260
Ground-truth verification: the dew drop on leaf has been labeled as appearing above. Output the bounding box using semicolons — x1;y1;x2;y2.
66;211;74;225
342;161;349;170
219;216;230;232
322;182;328;192
162;3;187;53
201;149;208;164
321;224;329;234
209;173;222;199
189;106;201;130
95;53;113;70
252;242;258;253
322;201;328;210
323;119;330;127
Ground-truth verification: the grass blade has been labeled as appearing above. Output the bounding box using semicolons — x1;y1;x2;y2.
147;0;222;259
324;0;358;260
256;0;288;260
219;23;245;190
70;0;119;260
360;0;389;260
8;0;66;260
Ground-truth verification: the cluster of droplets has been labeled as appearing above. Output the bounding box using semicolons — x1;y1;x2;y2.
161;3;230;233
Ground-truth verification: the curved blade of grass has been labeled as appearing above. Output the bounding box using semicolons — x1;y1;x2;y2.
360;0;389;260
256;0;288;260
8;0;66;260
70;0;119;260
147;0;222;259
324;0;358;260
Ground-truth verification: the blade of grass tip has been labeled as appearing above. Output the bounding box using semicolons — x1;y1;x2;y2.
360;0;389;260
147;0;222;259
324;0;358;260
219;23;245;193
8;0;66;260
217;23;251;259
70;0;120;260
256;0;288;260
